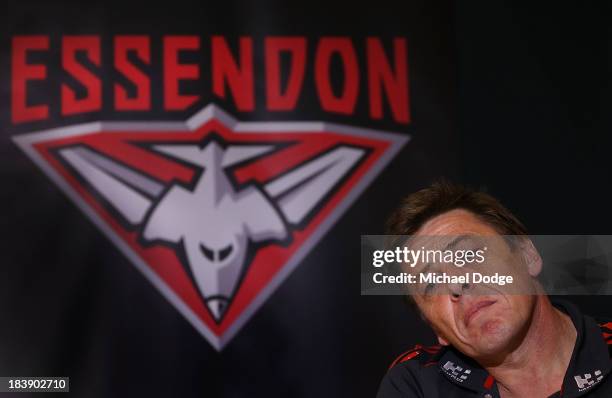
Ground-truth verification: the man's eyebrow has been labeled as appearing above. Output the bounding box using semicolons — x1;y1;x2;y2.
421;262;432;275
443;234;476;251
414;235;475;272
410;235;481;271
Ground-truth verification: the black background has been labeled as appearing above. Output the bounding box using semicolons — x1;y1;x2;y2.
0;1;610;397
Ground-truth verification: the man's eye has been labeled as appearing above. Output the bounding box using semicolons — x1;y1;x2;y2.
425;283;435;294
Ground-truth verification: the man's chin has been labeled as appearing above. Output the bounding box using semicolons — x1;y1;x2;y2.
462;317;514;355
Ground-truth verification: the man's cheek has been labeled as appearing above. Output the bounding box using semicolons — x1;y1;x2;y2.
429;315;455;340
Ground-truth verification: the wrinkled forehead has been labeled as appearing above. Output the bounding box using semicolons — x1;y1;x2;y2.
405;233;490;252
415;208;502;236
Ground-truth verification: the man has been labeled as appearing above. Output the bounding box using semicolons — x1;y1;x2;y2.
377;181;612;397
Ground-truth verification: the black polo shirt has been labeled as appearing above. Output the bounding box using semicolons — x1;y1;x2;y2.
377;300;612;397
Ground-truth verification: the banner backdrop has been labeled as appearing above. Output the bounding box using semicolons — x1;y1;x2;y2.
0;0;457;397
4;1;609;398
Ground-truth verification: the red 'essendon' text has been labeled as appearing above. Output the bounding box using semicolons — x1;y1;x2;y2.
11;35;411;125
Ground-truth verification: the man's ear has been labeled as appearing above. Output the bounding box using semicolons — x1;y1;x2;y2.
519;238;542;277
437;335;450;346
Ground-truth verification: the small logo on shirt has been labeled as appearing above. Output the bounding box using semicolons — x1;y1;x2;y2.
574;370;603;392
442;361;472;383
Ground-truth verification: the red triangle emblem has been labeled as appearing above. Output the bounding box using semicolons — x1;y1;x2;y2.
13;105;408;349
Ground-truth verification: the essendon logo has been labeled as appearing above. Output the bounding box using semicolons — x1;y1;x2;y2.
10;34;410;349
10;35;409;124
13;105;408;349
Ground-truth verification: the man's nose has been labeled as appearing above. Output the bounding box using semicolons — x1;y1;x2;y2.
449;282;471;301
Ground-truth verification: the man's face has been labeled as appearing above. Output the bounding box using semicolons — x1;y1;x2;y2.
411;209;538;361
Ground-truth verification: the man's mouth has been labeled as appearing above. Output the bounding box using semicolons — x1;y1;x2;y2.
464;300;496;327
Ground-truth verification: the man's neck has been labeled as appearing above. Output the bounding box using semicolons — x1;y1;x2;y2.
482;297;577;398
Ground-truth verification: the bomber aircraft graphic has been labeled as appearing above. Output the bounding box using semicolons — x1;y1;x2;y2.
13;104;408;349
